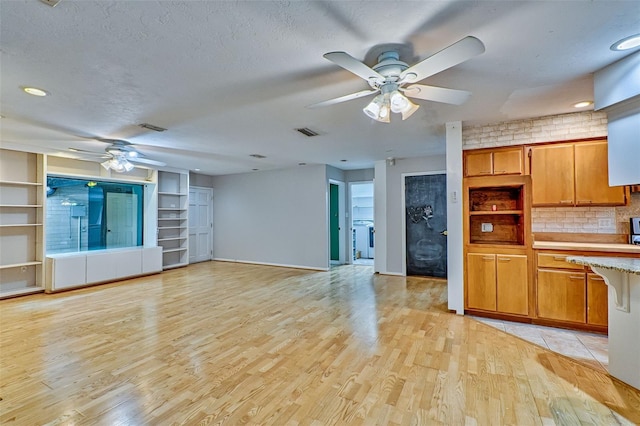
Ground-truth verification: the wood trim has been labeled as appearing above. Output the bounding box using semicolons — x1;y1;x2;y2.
532;232;629;244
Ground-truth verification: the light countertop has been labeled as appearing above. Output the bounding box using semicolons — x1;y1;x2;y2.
533;241;640;254
567;256;640;275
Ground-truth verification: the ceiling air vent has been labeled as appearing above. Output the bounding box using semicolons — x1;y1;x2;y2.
139;123;167;132
295;127;319;137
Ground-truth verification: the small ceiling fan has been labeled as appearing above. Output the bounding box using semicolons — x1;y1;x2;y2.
70;139;166;172
307;36;485;122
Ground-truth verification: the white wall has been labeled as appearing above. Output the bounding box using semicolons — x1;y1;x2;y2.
381;155;447;275
446;122;464;314
211;165;329;270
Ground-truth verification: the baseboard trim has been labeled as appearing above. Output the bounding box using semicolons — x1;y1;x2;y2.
213;258;329;272
377;271;405;277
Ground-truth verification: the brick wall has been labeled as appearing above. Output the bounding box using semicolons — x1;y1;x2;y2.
462;111;639;234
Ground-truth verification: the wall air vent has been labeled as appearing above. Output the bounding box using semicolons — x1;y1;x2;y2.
295;127;319;137
139;123;167;132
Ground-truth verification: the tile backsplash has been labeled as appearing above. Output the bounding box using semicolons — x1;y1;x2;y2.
531;192;640;234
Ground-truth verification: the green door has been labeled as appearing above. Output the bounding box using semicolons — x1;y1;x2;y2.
330;183;339;261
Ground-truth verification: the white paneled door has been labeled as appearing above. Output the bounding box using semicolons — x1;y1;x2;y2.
189;187;213;263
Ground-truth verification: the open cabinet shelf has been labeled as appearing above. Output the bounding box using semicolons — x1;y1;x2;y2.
157;171;189;269
0;149;46;298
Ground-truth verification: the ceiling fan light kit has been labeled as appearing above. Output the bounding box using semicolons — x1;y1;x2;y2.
309;36;485;123
101;156;134;173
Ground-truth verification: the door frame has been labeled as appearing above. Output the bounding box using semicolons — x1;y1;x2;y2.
328;179;346;265
349;180;375;265
401;171;446;276
188;185;214;263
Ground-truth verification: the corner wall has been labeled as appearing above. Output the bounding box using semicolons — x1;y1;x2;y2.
211;165;329;270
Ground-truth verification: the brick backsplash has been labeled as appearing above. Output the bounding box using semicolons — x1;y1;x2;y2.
531;192;640;234
462;111;639;236
462;111;607;149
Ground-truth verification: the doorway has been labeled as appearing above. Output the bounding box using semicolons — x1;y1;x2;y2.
350;181;374;266
105;192;138;249
189;186;213;264
403;173;447;277
328;180;346;265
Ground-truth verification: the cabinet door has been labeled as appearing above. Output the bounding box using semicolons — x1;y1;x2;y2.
496;255;528;315
574;141;626;206
465;151;493;177
587;273;608;326
466;253;496;311
537;269;586;323
531;144;575;206
493;149;523;175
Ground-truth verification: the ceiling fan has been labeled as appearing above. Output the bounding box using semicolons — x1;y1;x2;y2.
307;36;485;122
70;139;166;172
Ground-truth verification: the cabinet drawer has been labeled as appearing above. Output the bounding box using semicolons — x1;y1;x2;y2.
537;253;584;270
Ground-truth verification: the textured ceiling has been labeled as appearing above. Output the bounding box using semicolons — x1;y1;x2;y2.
1;1;638;175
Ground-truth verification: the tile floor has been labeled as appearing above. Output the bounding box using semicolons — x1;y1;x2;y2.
471;316;609;373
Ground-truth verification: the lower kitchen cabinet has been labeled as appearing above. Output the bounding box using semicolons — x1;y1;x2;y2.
587;273;608;327
466;252;528;315
535;251;609;330
537;269;586;323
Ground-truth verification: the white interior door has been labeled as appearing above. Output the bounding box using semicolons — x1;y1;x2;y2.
106;192;138;248
189;187;213;263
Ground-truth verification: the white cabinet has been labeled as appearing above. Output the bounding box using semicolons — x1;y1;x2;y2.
46;247;162;291
0;149;46;298
157;171;189;269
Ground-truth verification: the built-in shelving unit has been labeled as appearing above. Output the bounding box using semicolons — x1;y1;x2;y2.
0;150;46;298
157;171;189;269
467;184;525;246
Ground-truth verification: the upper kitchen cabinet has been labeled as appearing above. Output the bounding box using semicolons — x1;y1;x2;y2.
529;139;627;207
464;146;523;177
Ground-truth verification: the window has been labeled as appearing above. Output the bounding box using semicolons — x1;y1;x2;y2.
46;176;144;254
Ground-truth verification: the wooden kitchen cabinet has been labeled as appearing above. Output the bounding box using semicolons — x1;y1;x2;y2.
537;269;586;323
529;139;626;206
587;273;608;326
535;250;609;331
467;253;497;311
466;252;528;315
574;141;626;206
464;147;523;177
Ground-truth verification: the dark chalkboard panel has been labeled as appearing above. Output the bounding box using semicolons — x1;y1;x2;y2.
405;174;447;277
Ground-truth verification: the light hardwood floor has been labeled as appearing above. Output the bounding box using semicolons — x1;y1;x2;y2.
1;261;639;425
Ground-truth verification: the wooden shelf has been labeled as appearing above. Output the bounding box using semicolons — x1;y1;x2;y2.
158;218;186;221
0;204;43;208
158;237;187;242
470;210;523;215
0;180;43;186
158;225;187;229
162;262;188;270
0;261;42;270
158;208;187;211
0;223;43;228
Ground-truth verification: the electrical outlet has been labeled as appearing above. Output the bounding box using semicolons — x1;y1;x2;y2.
481;223;493;232
598;218;613;228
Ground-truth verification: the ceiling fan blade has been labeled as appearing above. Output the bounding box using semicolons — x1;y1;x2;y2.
307;89;378;109
129;157;166;167
402;84;472;105
324;52;385;83
399;36;485;83
68;147;110;157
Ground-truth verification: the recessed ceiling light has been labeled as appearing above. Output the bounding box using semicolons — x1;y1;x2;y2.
573;101;593;108
22;86;49;97
194;168;200;171
610;33;640;51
